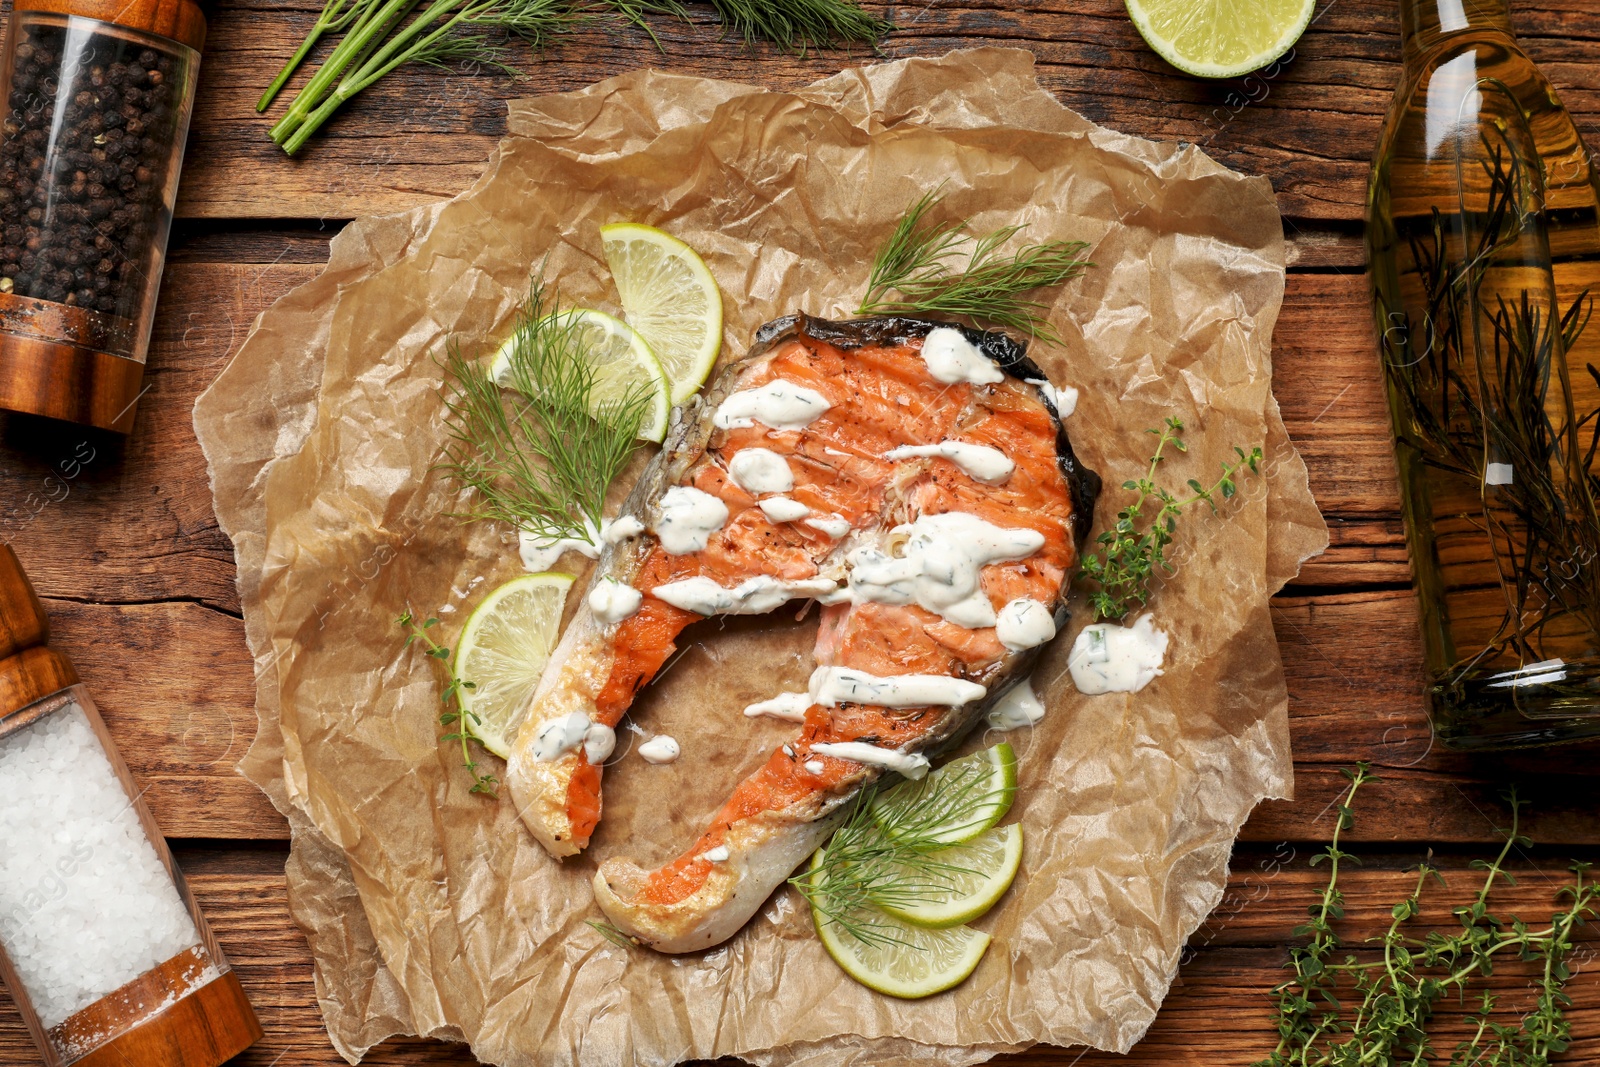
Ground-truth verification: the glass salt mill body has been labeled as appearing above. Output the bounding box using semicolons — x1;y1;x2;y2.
0;0;205;433
1367;0;1600;748
0;545;262;1066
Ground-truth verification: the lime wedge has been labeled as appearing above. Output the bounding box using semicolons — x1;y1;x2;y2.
454;572;574;759
1125;0;1312;79
810;851;991;999
871;743;1018;848
878;823;1023;930
600;223;723;404
491;308;670;443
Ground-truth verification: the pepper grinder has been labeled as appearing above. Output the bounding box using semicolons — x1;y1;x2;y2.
0;0;205;434
0;544;262;1066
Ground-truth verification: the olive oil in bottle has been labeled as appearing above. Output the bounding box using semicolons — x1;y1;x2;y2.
1367;0;1600;748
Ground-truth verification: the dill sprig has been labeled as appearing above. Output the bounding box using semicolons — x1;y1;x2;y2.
707;0;891;53
260;0;890;154
1260;765;1600;1067
439;277;651;550
857;188;1091;342
1077;417;1262;622
790;756;1009;948
400;610;498;797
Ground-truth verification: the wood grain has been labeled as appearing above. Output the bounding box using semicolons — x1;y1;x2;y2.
2;848;1595;1066
12;0;1565;224
2;1;1599;1062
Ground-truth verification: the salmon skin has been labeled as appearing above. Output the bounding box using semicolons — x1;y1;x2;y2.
507;313;1099;952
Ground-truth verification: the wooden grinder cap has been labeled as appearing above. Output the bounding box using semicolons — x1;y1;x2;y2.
0;544;78;718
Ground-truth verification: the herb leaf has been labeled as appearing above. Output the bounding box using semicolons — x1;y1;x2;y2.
439;275;651;550
1260;770;1600;1067
857;188;1091;341
399;610;500;797
1076;417;1262;622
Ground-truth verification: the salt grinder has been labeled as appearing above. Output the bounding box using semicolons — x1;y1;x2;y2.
0;0;206;434
0;545;262;1066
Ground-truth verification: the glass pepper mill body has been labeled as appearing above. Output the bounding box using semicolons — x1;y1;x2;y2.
1367;0;1600;748
0;545;262;1066
0;0;204;434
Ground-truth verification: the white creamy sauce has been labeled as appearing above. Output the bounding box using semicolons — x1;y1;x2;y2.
809;742;930;780
727;448;794;494
713;379;831;431
805;514;851;538
533;713;616;765
651;575;838;616
883;440;1015;485
744;691;811;722
1067;613;1169;695
809;665;986;709
986;677;1046;730
702;845;730;863
588;578;643;625
638;735;681;765
603;515;646;543
758;496;811;523
803;760;825;775
519;526;600;573
1027;377;1078;418
995;597;1057;651
845;512;1044;629
653;486;729;554
920;327;1004;386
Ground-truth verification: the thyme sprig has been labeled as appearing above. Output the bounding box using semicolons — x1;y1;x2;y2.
1261;764;1600;1067
439;277;651;551
790;758;1007;948
1077;417;1262;622
857;188;1091;342
400;610;498;796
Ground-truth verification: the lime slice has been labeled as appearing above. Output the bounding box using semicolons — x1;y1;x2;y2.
871;743;1018;848
1125;0;1312;79
454;572;575;759
600;223;723;404
878;823;1023;929
491;308;670;443
810;852;991;999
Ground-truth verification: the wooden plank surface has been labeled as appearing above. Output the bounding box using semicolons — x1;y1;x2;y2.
4;0;1600;1063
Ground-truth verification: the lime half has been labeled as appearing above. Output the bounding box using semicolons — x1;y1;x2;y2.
871;743;1018;848
491;308;671;443
1125;0;1312;79
600;223;723;404
878;823;1023;930
810;851;991;999
454;572;574;759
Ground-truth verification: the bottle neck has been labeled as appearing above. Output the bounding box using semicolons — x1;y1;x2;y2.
1401;0;1514;59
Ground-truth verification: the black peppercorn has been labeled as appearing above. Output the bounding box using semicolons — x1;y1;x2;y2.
0;24;186;316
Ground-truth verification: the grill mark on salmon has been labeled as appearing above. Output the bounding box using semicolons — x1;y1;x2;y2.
507;314;1099;952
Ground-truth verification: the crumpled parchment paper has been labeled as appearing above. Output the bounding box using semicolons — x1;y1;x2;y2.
193;46;1328;1067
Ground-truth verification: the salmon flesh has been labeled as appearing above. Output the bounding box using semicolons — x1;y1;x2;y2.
507;314;1100;953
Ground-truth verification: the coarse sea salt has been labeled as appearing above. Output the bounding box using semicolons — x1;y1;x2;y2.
0;704;202;1028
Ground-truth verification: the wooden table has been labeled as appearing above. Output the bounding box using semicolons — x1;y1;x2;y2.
3;1;1600;1063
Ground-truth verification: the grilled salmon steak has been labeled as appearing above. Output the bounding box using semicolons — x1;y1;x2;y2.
507;314;1099;952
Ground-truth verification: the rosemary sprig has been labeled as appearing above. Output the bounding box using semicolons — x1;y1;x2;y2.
400;610;498;796
1076;416;1262;622
1261;768;1600;1067
857;188;1091;341
587;918;638;948
439;276;650;551
790;759;1006;948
